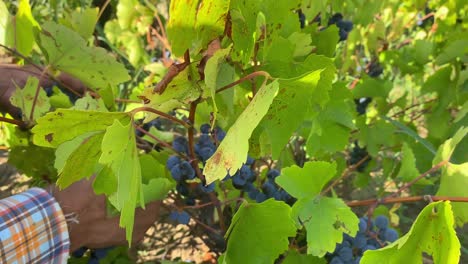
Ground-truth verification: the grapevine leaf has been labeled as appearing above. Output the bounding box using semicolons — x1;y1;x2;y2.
383;116;437;155
166;0;229;57
72;93;108;111
16;0;39;56
435;39;468;65
55;132;104;189
230;0;301;64
8;145;57;179
361;201;460;264
204;46;232;123
260;54;335;158
139;65;201;122
203;80;279;183
357;118;396;156
434;127;468;226
32;109;130;147
10;76;50;122
141;178;175;203
60;7;99;40
223;199;297;264
93;165;117;195
396;143;421;182
99;119;144;244
352;77;392;98
0;0;14;46
306;83;355;155
292;196;359;257
35;21;130;90
276;161;337;199
312;25;339;57
282;250;326;264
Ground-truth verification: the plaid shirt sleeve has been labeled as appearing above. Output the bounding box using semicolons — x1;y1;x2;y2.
0;187;70;263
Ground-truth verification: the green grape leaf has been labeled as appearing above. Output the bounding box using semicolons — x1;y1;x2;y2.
116;0;138;30
99;119;144;244
276;161;337;199
141;178;175;203
15;0;39;56
56;132;104;189
434;127;468;226
435;39;468;65
361;201;460;264
60;7;99;40
35;21;130;90
10;76;50;122
223;199;297;264
32;109;130;147
92;165;117;195
352;77;392;98
204;46;232;123
312;25;339;57
282;250;326;264
49;86;73;109
203;80;279;183
139;65;201;122
230;0;301;64
307;83;355;155
54;131;99;174
0;0;14;46
357;118;396;156
292;196;359;257
397;143;421;182
8;145;57;180
72;93;108;111
166;0;229;57
260;55;335;158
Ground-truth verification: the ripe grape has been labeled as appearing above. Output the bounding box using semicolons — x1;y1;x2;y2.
199;146;215;162
173;136;189;154
179;161;196;180
255;192;267;203
384;228;399;242
170;165;183;182
261;180;277;196
166;155;181;170
200;123;211;134
338;247;353;261
375;215;389;229
330;256;345;264
199;182;215;193
267;169;280;179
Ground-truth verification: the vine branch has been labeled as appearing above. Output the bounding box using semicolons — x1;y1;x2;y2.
216;71;271;94
131;107;191;128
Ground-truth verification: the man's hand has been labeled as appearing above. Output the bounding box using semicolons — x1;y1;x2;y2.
50;177;160;252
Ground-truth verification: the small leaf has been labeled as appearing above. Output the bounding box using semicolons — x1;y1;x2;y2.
60;7;99;40
397;143;421;182
292;196;359;257
16;0;40;56
10;76;50;122
224;199;297;264
276;161;337;199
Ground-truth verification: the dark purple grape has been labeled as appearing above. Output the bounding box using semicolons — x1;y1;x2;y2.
245;156;255;165
240;165;255;182
255;192;267;203
337;20;353;32
180;161;196;180
375;215;389;229
329;13;343;25
384;228;399;242
232;172;247;189
354;233;367;249
166;155;181;170
267;169;280;179
199;146;215;161
330;256;345;264
338;247;353;261
200;124;211;134
178;211;191;224
358;217;367;233
199;182;215;193
262;180;277;196
172;136;189;154
215;127;226;141
176;182;190;196
170;165;183;182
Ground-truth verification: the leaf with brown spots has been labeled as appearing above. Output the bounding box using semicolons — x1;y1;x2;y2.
35;21;130;91
10;76;50;122
203;80;279;183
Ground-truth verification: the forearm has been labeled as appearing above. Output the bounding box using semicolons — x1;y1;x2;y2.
0;188;70;263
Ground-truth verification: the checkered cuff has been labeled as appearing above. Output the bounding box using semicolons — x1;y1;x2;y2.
0;188;70;263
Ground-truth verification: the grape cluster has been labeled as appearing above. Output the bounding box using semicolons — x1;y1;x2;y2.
242;169;295;205
329;215;399;263
328;13;354;41
367;61;383;78
349;142;370;172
